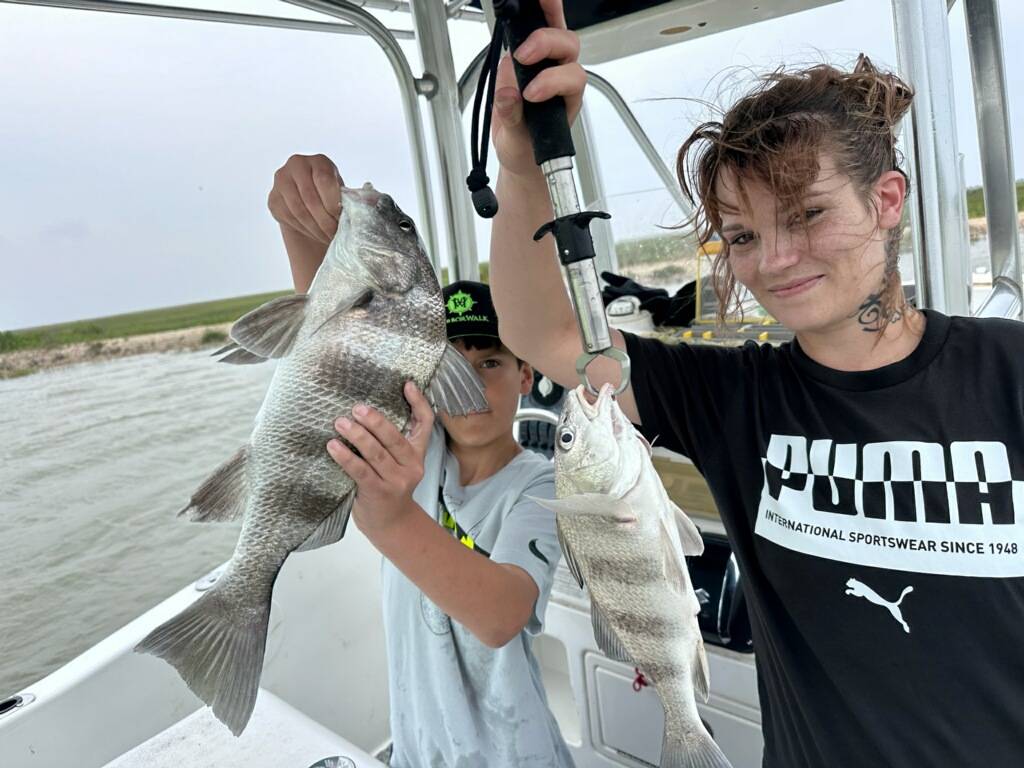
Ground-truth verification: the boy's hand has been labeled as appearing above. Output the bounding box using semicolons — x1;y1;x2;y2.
328;381;434;537
268;153;343;245
492;0;586;178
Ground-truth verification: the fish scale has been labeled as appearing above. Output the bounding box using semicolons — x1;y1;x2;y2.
135;184;489;736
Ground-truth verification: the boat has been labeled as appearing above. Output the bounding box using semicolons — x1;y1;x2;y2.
1;1;1019;766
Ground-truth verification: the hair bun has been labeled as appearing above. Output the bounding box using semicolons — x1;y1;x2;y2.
850;53;914;128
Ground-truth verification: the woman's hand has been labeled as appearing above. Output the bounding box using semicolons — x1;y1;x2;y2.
267;153;343;246
327;381;435;537
491;0;587;178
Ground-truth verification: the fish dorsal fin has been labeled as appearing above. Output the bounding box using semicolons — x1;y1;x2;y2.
591;601;633;664
670;500;704;557
179;445;249;522
428;343;490;416
230;293;310;359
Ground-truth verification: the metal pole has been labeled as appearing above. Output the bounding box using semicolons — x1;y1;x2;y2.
585;70;694;224
0;0;414;37
891;0;972;315
446;0;476;17
572;103;618;275
458;44;490;112
963;0;1021;319
409;0;479;283
283;0;441;270
334;0;485;21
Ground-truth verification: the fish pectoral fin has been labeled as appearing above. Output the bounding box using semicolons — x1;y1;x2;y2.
591;601;633;664
294;493;355;552
427;343;490;416
548;518;581;589
309;288;374;339
533;493;633;519
670;500;704;557
229;293;310;359
212;342;269;365
179;446;249;523
693;633;711;702
660;517;692;597
533;494;635;590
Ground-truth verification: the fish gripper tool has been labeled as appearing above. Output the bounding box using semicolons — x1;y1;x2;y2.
466;0;632;397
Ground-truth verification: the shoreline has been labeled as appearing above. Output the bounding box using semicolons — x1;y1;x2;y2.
0;323;232;379
4;219;1017;380
968;212;1024;241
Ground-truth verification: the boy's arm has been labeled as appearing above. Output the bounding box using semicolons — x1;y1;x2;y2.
328;382;538;648
365;501;540;648
267;153;343;293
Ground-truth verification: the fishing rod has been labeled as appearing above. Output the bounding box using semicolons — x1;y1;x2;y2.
466;0;630;396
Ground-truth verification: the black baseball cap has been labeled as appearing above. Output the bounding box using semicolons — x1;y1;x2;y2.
443;280;500;342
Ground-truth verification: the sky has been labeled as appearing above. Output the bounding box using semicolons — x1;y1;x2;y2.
1;0;1021;329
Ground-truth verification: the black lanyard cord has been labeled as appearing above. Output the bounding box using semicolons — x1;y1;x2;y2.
466;18;506;219
438;466;491;558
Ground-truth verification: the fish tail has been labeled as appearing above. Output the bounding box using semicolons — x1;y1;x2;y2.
662;728;734;768
135;581;270;736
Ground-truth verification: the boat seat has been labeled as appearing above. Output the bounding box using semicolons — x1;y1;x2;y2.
103;688;382;768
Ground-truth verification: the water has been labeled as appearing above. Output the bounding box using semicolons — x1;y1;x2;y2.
0;349;274;695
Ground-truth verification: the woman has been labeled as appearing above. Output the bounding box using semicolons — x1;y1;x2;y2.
487;2;1024;766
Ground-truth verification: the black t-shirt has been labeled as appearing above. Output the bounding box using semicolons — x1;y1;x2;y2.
623;310;1024;768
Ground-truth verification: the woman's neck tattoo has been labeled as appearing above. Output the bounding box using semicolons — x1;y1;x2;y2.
852;292;903;333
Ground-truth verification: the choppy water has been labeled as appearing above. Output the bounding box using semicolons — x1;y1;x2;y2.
0;349;275;696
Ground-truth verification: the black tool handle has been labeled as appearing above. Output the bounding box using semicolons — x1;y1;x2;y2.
495;0;576;166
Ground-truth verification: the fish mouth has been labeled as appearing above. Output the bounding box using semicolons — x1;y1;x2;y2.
573;383;614;420
341;182;381;207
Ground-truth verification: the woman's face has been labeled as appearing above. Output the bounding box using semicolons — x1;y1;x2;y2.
715;153;905;335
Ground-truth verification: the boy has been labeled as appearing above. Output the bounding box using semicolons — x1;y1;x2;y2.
269;154;575;768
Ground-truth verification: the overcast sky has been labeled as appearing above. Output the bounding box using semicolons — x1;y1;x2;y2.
1;0;1021;329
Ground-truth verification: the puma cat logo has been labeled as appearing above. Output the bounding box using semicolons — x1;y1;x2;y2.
845;577;914;633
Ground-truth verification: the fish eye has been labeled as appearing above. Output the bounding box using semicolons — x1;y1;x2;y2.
557;427;575;451
398;219;413;232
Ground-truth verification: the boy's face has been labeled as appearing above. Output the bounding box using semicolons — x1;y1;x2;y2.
439;339;533;450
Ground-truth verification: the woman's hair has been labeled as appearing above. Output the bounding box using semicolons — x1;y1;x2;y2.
677;55;915;326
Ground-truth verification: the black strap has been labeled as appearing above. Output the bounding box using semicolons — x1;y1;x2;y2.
438;470;491;558
466;19;506;219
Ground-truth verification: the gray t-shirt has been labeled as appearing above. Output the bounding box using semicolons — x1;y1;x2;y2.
381;424;574;768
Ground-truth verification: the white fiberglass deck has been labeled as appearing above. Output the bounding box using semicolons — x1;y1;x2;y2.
103;688;382;768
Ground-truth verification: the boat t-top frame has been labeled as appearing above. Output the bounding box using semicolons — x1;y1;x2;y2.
4;0;1019;321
